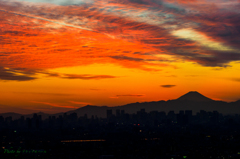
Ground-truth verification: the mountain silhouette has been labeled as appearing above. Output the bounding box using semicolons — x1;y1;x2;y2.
1;91;240;120
177;91;213;102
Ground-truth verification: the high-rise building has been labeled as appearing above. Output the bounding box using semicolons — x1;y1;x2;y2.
116;109;120;117
107;110;112;119
121;110;125;115
185;110;193;123
212;111;219;124
26;118;32;129
185;110;192;117
168;111;176;122
179;110;184;115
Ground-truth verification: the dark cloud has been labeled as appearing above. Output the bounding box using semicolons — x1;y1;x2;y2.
31;71;117;80
41;71;61;77
128;0;150;5
232;78;240;82
0;31;37;36
110;55;144;62
62;74;117;80
161;85;176;88
192;52;240;67
0;67;36;81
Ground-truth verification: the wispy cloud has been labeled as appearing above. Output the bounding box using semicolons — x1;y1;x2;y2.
116;94;145;97
31;101;78;109
69;101;92;105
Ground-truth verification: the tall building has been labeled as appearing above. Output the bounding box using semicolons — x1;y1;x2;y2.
116;109;120;117
200;110;208;122
168;111;176;122
185;110;193;123
0;116;4;123
185;110;192;117
26;118;32;129
179;110;184;115
212;111;219;124
107;110;113;119
121;110;125;115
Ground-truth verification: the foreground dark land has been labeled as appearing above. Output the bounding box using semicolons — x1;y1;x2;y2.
1;109;240;159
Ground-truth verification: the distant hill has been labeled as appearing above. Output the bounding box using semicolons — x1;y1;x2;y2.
0;112;22;120
1;91;240;119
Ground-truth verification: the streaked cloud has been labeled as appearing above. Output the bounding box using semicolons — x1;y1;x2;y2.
62;74;117;80
69;101;92;105
31;101;78;109
14;92;73;96
116;94;145;97
1;0;240;71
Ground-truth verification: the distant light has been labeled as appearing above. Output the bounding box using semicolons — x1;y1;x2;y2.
139;130;142;132
14;131;16;133
138;124;140;126
183;156;187;158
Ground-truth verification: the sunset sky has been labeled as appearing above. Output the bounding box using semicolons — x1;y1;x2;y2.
1;0;240;114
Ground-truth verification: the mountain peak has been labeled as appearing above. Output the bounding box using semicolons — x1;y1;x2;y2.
177;91;213;102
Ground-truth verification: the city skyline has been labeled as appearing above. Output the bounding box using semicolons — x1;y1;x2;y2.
1;0;240;114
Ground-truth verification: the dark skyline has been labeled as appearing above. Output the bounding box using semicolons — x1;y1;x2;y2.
1;91;240;120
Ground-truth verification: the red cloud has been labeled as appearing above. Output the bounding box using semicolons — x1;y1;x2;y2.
0;0;240;73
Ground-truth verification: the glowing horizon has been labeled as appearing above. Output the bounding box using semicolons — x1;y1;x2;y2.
0;0;240;114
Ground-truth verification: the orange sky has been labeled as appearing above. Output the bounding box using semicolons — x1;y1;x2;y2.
0;0;240;114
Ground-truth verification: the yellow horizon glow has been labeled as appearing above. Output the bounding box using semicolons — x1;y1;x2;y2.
1;61;240;114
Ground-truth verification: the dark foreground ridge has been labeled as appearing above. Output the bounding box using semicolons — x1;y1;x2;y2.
1;107;240;158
